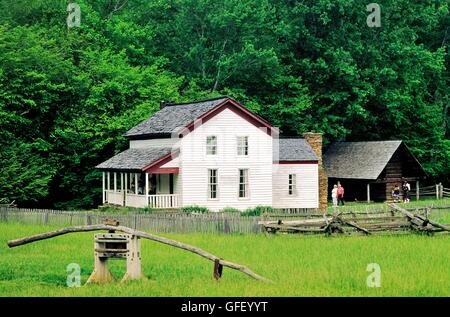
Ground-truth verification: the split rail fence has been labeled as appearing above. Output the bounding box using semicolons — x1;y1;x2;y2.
1;202;450;234
409;183;449;200
260;204;450;235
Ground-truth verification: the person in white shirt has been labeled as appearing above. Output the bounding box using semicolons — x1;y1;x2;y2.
331;184;338;207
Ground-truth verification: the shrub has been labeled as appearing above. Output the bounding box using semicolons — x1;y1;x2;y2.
221;207;240;213
94;205;155;214
139;206;155;213
181;205;209;213
241;205;274;217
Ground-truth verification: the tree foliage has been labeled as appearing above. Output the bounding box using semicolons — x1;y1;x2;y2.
0;0;448;208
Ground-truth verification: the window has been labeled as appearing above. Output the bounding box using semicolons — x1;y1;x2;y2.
239;169;249;198
206;136;217;155
289;174;297;195
237;136;249;155
208;169;218;199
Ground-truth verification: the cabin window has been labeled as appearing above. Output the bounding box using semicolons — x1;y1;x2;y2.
208;169;218;199
237;136;249;156
288;174;297;195
239;169;249;198
206;136;217;155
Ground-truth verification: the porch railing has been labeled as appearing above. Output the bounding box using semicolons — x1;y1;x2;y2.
149;194;181;209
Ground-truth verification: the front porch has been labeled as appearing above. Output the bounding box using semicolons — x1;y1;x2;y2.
102;171;181;209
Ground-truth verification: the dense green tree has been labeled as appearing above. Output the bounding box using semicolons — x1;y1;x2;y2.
0;0;448;208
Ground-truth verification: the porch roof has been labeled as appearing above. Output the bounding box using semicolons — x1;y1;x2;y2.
276;138;319;162
96;147;173;172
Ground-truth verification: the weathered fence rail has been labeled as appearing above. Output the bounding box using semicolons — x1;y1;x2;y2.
409;183;448;200
260;204;450;235
0;207;265;234
1;204;449;234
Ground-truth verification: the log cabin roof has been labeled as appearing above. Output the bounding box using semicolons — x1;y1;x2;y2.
323;140;425;180
96;147;174;171
277;138;319;162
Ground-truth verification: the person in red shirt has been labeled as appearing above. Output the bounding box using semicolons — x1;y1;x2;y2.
337;184;345;206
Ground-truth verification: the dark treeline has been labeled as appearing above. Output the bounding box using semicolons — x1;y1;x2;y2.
0;0;448;209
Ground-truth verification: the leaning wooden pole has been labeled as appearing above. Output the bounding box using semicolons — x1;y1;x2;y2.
7;224;269;282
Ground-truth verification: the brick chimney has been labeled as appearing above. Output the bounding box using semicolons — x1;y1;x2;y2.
303;132;328;212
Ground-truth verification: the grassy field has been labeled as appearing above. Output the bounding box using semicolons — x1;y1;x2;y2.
1;212;450;297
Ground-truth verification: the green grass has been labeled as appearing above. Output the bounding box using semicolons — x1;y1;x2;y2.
1;221;450;297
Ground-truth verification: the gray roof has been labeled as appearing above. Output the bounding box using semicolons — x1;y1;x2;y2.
96;147;173;171
124;97;230;138
97;137;318;171
324;140;403;180
276;138;319;162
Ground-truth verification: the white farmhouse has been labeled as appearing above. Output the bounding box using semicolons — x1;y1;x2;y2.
96;96;323;211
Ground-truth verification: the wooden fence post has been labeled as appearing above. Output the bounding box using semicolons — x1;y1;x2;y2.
416;180;420;201
0;208;6;222
436;184;439;200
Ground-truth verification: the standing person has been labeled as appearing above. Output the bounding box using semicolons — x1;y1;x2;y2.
331;185;338;207
337;183;345;206
402;180;410;203
393;184;401;202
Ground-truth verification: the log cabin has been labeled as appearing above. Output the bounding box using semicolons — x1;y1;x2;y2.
324;141;427;202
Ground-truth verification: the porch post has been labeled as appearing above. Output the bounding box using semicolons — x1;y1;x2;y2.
416;180;419;201
367;183;370;203
145;173;149;207
107;172;110;191
120;172;124;206
135;173;138;195
102;172;105;204
114;172;117;192
124;172;128;206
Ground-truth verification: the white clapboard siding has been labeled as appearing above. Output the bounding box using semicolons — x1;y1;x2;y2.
129;138;179;149
272;164;319;209
180;108;273;211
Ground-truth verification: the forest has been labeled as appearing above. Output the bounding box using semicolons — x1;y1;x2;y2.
0;0;448;209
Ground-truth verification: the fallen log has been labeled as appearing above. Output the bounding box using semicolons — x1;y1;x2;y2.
263;224;326;233
340;216;408;222
361;222;411;229
7;224;269;282
258;218;331;226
